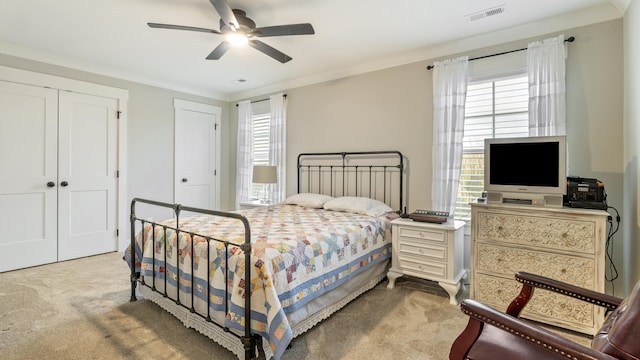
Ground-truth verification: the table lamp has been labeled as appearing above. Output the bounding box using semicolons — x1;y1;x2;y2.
252;165;277;204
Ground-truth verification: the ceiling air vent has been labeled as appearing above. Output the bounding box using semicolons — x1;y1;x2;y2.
467;4;507;21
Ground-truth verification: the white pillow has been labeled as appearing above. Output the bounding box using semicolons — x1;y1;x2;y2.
323;196;393;217
283;193;334;208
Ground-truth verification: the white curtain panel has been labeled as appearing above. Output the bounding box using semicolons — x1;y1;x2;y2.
527;34;567;136
431;56;469;215
235;100;253;209
268;93;287;203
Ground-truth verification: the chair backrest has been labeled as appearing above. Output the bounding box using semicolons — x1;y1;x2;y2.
592;281;640;360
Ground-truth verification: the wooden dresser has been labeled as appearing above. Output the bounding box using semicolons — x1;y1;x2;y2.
470;202;608;335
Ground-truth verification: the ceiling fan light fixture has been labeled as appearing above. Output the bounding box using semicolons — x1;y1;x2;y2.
147;1;314;62
227;33;248;46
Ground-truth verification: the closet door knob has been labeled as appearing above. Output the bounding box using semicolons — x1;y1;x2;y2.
47;181;55;188
182;178;188;183
61;181;69;187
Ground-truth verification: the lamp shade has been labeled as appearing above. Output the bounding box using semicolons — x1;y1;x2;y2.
252;165;277;184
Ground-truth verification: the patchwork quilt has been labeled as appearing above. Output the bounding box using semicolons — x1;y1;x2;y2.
125;204;394;359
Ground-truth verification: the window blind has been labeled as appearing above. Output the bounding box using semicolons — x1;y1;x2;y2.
251;112;271;198
455;75;529;219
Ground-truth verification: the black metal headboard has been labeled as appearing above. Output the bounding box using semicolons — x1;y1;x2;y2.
297;151;404;213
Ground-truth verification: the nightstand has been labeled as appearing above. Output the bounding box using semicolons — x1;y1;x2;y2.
387;217;465;305
239;200;278;209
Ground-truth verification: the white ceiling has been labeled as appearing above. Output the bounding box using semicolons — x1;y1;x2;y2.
0;0;628;100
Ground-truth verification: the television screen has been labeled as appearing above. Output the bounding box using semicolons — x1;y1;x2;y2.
489;142;560;187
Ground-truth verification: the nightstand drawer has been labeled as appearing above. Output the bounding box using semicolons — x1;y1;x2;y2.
397;226;446;244
398;254;447;278
398;240;447;261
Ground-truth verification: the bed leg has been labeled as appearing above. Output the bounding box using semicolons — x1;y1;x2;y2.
130;273;138;302
242;336;254;359
253;335;266;360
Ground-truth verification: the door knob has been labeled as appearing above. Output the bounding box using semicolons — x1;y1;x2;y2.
61;181;69;187
182;178;188;183
47;181;55;188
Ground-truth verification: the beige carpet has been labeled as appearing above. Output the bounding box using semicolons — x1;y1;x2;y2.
0;252;468;359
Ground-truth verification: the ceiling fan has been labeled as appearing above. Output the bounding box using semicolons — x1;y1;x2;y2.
147;0;315;63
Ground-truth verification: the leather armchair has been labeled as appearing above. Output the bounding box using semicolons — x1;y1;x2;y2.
450;272;640;360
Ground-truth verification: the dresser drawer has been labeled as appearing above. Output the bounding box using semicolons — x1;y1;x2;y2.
397;253;447;279
475;211;596;254
475;243;596;287
397;226;446;244
398;238;447;261
474;273;602;332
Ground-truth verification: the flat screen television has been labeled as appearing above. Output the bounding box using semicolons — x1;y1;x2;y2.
484;135;567;206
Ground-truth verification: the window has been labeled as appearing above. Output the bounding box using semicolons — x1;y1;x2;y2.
455;75;529;219
251;112;270;199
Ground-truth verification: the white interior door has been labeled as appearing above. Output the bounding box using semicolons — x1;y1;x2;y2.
0;81;58;272
57;91;118;261
174;99;221;210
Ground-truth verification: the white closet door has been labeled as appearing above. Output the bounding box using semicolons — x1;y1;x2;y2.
0;81;58;272
57;91;118;261
174;100;221;210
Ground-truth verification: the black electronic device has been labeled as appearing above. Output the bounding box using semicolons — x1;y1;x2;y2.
564;176;608;210
408;209;449;223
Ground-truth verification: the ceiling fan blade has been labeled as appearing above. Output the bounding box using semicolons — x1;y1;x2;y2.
206;41;231;60
252;23;315;37
209;0;239;30
249;40;292;63
148;23;221;34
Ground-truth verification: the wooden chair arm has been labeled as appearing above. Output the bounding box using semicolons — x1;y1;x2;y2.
507;272;622;317
454;299;618;360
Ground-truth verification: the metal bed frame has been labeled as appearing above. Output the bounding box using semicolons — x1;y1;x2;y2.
128;150;404;360
297;150;404;213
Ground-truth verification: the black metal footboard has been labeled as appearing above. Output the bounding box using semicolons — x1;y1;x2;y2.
129;198;258;359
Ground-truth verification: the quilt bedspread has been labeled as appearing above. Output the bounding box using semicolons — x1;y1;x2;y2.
125;204;394;359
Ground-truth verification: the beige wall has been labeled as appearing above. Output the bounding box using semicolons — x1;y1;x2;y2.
247;20;625;209
623;0;640;294
230;19;627;293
